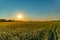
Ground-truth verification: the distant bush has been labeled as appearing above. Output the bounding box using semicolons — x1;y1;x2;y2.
0;19;7;22
0;19;15;22
8;20;15;22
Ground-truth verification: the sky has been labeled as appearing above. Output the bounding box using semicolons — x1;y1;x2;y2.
0;0;60;21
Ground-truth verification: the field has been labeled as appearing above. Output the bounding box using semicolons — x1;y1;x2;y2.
0;21;60;40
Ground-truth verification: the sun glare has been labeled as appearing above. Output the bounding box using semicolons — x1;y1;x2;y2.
18;15;22;19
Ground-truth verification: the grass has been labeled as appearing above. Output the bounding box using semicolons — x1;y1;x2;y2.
0;21;60;40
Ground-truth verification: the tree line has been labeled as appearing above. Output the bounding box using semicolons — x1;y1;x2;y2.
0;19;15;22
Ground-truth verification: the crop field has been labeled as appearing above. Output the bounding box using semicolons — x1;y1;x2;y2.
0;21;60;40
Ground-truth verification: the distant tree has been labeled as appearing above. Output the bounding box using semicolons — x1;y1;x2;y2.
0;19;7;22
0;19;23;22
8;20;15;22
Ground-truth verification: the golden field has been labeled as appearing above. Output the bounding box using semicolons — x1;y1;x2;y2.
0;21;60;40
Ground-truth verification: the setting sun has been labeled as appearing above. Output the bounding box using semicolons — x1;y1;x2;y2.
18;15;22;19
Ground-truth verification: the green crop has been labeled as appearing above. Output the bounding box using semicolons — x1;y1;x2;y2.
0;21;59;40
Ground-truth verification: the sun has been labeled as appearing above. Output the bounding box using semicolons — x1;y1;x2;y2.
17;15;22;19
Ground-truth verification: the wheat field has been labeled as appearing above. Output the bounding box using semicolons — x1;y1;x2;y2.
0;21;60;40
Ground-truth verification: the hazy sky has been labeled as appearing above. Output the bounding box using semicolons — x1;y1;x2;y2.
0;0;60;21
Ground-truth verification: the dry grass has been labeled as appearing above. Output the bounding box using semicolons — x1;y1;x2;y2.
0;21;59;40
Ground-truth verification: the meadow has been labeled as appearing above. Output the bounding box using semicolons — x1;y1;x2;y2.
0;21;60;40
